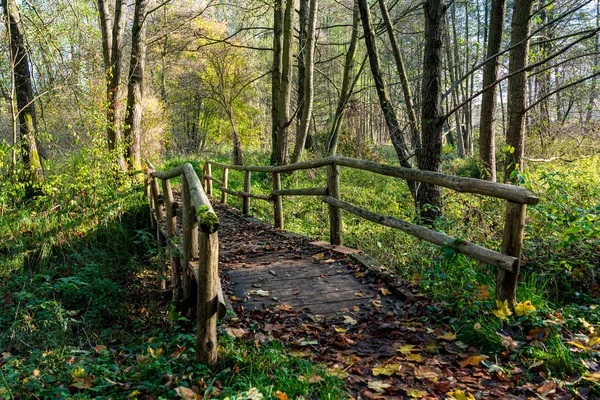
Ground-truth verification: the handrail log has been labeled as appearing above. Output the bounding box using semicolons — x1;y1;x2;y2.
221;187;273;201
182;163;219;234
207;158;333;173
331;157;539;205
151;165;184;179
203;175;224;186
207;157;539;205
321;196;518;272
272;187;328;196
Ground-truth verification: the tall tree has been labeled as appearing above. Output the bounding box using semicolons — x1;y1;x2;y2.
358;0;416;199
478;0;507;182
97;0;127;168
275;0;295;165
270;0;283;165
124;0;150;172
418;0;446;223
504;0;534;183
2;0;45;199
291;0;317;163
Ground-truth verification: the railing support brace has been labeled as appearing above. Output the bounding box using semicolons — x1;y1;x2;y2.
273;172;284;229
243;171;251;215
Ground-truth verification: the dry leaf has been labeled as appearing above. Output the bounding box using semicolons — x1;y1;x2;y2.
334;327;347;333
308;375;325;384
313;253;325;259
459;355;487;367
291;350;313;358
406;388;427;398
492;299;512;320
380;288;392;296
367;381;391;393
372;364;401;376
249;289;270;297
343;315;357;325
436;332;457;341
405;353;422;362
327;367;349;378
414;366;439;381
447;389;475;400
274;391;288;400
515;301;536;317
226;327;247;338
324;258;336;263
397;344;418;355
274;304;294;311
175;386;197;400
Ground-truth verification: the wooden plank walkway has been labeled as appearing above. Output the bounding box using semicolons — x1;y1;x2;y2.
214;202;398;320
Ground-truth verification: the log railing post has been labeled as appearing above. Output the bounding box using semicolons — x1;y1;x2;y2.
221;167;229;204
327;162;343;246
181;176;198;299
205;162;213;196
162;178;182;301
144;172;155;229
242;170;251;215
151;177;164;222
197;231;219;365
496;201;527;307
272;172;284;229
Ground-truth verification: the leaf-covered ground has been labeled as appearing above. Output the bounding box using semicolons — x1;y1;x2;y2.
215;201;598;399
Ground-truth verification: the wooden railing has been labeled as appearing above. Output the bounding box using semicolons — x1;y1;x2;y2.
202;156;539;305
144;161;225;366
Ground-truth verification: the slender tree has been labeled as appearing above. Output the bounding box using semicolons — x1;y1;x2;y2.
124;0;151;172
291;0;317;163
418;0;446;223
2;0;45;199
271;0;283;165
504;0;534;183
478;0;507;182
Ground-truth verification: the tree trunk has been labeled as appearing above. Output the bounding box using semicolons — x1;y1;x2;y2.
378;0;421;152
358;0;416;199
275;0;295;165
444;23;465;158
226;108;244;166
124;0;150;172
417;0;446;224
291;0;317;163
478;0;507;182
504;0;534;183
270;0;283;165
3;0;45;199
326;2;361;156
296;0;308;151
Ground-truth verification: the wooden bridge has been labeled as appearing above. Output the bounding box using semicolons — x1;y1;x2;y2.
143;157;539;365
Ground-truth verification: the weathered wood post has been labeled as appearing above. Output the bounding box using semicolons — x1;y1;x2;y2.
496;202;527;307
221;167;229;204
205;163;213;196
181;175;198;300
144;171;155;229
272;172;284;229
243;170;251;215
150;177;164;222
327;162;343;245
197;230;219;365
162;178;182;300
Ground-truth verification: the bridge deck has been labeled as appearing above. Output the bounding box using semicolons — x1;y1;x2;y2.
214;202;398;320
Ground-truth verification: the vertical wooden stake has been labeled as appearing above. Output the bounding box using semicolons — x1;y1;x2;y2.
197;231;219;366
496;201;527;307
327;163;343;246
243;170;251;215
221;168;229;204
182;176;198;299
272;172;284;229
145;174;155;229
206;163;213;196
162;178;181;300
151;177;164;222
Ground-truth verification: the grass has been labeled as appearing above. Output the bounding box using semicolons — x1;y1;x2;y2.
0;146;346;399
197;149;600;381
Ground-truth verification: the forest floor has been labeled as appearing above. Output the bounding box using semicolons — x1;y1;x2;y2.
214;201;584;399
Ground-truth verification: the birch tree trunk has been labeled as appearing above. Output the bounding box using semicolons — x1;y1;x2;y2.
2;0;45;199
478;0;507;182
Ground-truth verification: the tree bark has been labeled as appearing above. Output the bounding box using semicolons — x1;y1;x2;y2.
417;0;446;224
326;2;361;156
378;0;421;153
124;0;150;172
291;0;318;163
270;0;283;165
295;0;308;151
478;0;507;182
275;0;295;165
358;0;416;199
3;0;45;199
504;0;534;183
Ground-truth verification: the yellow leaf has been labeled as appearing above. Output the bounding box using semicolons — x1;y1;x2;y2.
460;355;487;367
436;332;457;341
343;316;357;325
397;344;418;355
274;391;288;400
492;299;512;320
447;389;475;400
291;350;313;358
367;381;391;393
327;367;349;378
324;258;336;264
406;389;427;398
567;341;591;351
514;301;536;317
405;353;422;362
584;372;600;383
334;327;347;333
372;364;401;376
71;366;86;378
313;253;325;259
380;288;392;296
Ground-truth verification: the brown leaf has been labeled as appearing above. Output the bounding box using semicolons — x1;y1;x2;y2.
308;375;325;384
274;304;294;311
274;391;288;400
413;366;440;381
175;386;197;399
